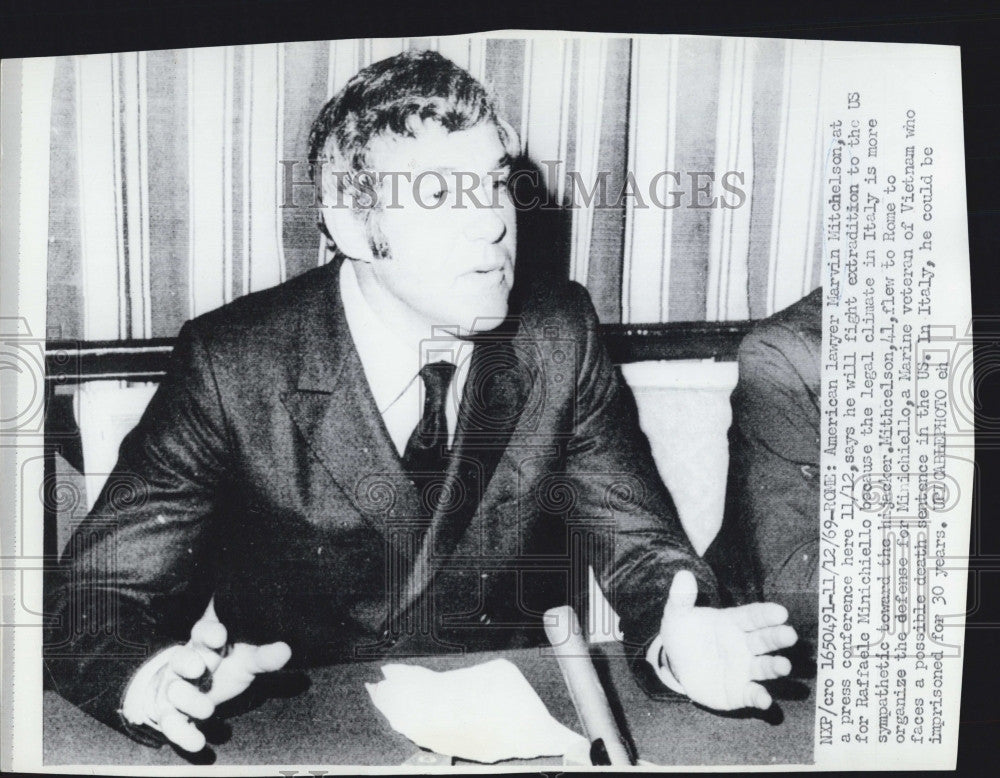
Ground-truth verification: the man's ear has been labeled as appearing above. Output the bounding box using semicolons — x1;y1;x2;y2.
319;205;375;262
497;117;522;158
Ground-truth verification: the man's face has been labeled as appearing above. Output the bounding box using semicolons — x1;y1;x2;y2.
361;119;517;337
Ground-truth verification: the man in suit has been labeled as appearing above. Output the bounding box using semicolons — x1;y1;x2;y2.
45;50;797;753
704;287;822;642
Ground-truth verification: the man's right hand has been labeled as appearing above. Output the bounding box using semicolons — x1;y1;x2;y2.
122;611;291;752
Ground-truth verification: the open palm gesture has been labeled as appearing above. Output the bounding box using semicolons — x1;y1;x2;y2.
659;570;797;711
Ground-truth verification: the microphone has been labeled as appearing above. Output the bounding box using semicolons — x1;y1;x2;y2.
543;605;634;765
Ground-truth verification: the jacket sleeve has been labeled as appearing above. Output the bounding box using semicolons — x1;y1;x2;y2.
44;320;230;741
559;285;720;658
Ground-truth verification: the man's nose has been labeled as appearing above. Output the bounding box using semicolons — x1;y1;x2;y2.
463;196;509;243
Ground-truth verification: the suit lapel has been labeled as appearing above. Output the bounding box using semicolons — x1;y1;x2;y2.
391;324;535;626
280;264;420;535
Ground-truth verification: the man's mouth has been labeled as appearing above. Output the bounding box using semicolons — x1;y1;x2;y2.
471;267;510;288
467;252;513;285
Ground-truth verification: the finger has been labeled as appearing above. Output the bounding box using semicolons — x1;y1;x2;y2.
189;625;228;679
749;654;792;681
728;602;789;631
159;709;206;753
663;570;699;614
244;641;292;674
191;618;228;652
168;645;208;680
746;625;798;655
166;679;215;720
742;681;772;710
204;642;292;706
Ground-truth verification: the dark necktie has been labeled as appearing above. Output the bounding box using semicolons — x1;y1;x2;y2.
401;361;457;481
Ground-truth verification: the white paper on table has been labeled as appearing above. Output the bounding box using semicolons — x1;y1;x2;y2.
365;658;588;763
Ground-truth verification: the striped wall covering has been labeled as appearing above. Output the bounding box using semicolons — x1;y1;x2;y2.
44;34;825;340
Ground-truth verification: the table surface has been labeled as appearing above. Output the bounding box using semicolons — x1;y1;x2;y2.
44;644;814;767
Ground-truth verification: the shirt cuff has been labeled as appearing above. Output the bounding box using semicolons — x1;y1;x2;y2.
645;635;686;695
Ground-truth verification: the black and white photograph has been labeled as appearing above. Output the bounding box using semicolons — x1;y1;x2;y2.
0;15;978;772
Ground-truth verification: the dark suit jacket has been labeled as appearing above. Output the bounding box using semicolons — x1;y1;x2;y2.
704;287;821;639
45;261;719;737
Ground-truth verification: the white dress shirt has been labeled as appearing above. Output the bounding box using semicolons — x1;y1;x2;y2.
339;259;473;455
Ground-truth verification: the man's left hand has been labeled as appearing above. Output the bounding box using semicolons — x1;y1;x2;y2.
659;570;797;711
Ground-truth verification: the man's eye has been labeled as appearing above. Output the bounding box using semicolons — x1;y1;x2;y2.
492;177;510;191
414;174;451;207
418;178;449;204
